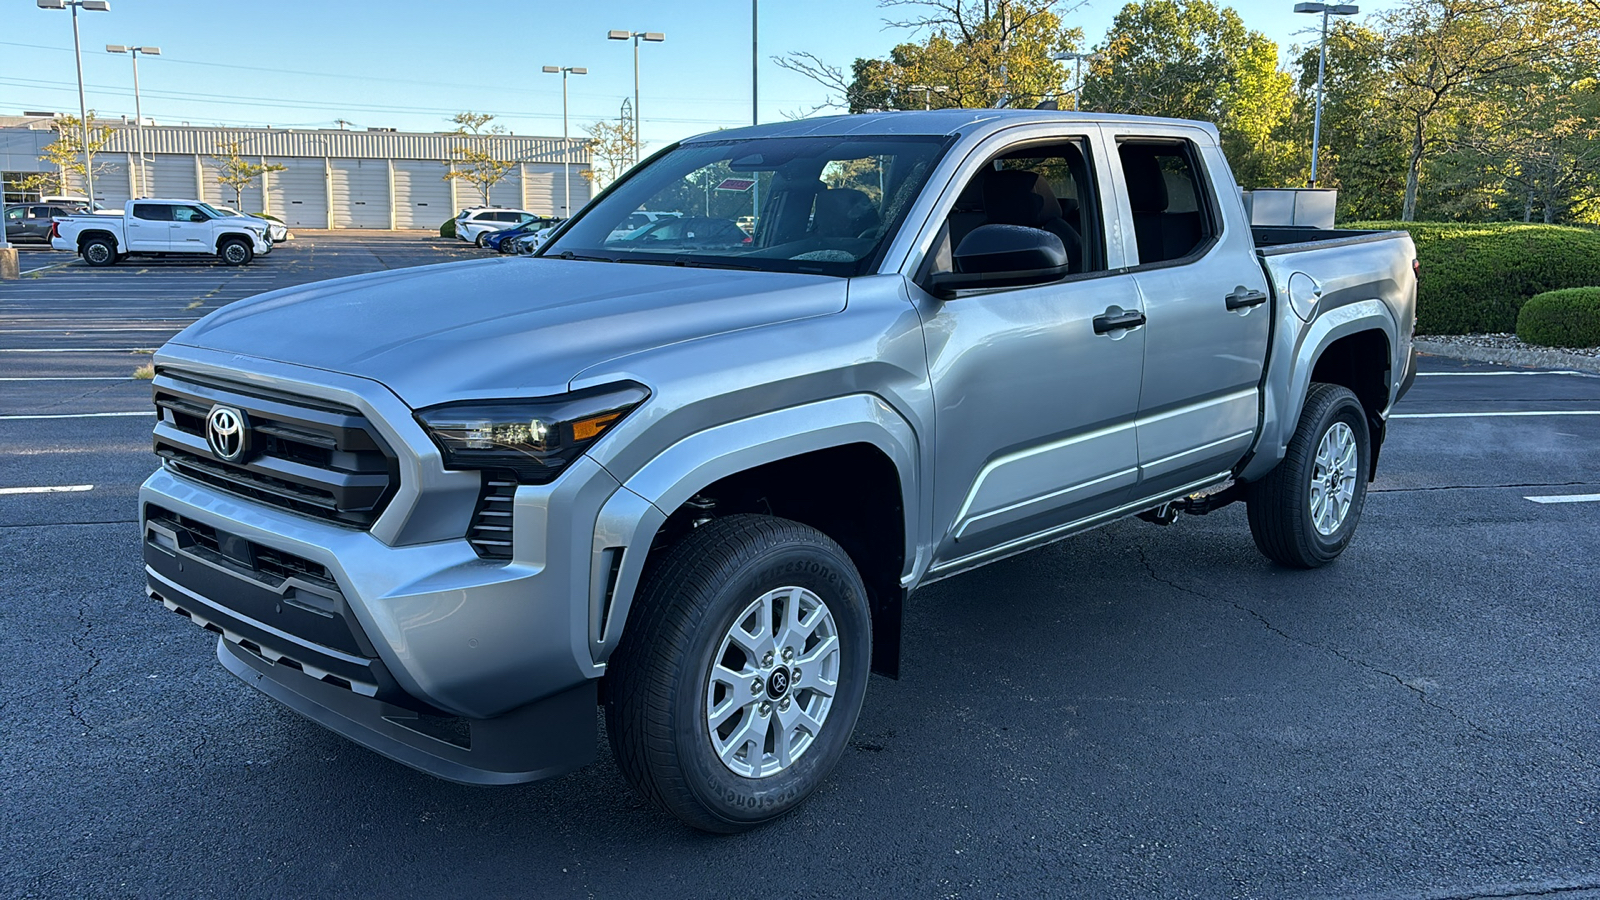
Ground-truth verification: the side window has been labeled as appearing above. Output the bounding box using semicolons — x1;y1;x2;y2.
170;206;208;223
1117;140;1215;266
931;138;1105;279
5;207;23;221
29;206;51;219
132;204;170;221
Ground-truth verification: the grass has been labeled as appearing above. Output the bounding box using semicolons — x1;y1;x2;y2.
133;363;155;380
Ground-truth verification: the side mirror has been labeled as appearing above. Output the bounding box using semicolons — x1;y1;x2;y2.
929;224;1069;296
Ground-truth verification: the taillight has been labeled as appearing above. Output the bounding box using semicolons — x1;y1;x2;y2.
48;221;60;240
1412;258;1421;282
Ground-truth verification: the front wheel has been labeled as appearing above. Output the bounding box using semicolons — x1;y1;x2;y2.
218;239;253;266
605;514;872;833
1245;383;1370;568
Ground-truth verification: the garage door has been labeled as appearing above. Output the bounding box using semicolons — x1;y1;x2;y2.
331;158;389;229
198;158;265;213
393;160;452;230
265;158;327;228
92;158;131;208
149;155;200;201
523;163;588;217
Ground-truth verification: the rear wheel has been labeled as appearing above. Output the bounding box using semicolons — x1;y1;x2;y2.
80;237;117;266
475;231;491;248
218;238;253;266
1245;383;1370;568
605;515;872;833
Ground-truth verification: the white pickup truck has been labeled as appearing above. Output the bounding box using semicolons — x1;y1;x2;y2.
51;199;273;266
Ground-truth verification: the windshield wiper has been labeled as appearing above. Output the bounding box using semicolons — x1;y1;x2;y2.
551;250;616;263
614;256;759;271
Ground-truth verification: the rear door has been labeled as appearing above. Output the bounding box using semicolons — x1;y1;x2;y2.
1107;131;1271;497
126;203;172;251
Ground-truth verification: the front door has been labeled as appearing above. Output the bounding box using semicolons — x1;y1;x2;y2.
126;203;171;252
1110;136;1272;497
919;132;1147;570
168;204;215;254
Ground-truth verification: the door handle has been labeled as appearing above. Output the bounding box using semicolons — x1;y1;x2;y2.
1093;307;1146;334
1226;287;1269;310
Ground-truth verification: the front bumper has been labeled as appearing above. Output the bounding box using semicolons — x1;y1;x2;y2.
138;351;635;783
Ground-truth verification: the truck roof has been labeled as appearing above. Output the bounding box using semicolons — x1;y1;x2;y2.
684;109;1221;144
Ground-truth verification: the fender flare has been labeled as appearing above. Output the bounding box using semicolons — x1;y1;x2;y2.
1239;299;1397;484
585;394;920;665
76;229;118;250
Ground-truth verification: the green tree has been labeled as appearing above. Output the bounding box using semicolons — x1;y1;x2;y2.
212;140;287;209
582;118;639;190
1291;22;1409;219
39;113;116;195
443;111;515;206
1081;0;1298;187
777;0;1085;112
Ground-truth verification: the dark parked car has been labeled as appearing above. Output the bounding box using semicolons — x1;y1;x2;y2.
485;216;559;252
4;203;81;244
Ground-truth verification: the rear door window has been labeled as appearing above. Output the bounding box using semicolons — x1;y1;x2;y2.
132;204;171;221
1116;141;1217;267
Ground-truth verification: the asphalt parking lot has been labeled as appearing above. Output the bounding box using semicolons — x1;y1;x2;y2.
3;237;1599;899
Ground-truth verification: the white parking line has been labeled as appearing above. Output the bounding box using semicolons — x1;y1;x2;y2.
0;411;150;420
0;484;94;495
1417;370;1598;378
1526;493;1600;505
0;377;129;381
0;348;154;353
1393;410;1600;419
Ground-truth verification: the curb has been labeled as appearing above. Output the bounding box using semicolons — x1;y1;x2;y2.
1414;339;1600;375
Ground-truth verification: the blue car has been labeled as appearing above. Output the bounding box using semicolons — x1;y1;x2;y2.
486;216;559;252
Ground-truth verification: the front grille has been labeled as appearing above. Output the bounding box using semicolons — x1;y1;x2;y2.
467;471;517;560
152;370;398;529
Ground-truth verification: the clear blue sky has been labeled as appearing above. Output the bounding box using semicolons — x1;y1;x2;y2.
4;0;1391;152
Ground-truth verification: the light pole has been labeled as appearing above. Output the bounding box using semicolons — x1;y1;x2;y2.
751;0;759;126
38;0;110;206
542;65;587;216
606;30;664;166
106;44;158;197
906;84;950;111
1295;2;1359;188
1052;51;1097;110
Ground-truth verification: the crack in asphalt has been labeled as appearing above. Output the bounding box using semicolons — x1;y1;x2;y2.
1133;545;1600;774
1425;882;1600;900
1371;480;1598;494
62;600;102;733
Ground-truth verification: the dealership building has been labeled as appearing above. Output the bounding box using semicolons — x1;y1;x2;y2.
0;114;593;229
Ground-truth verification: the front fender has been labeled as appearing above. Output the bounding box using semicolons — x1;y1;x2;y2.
1239;299;1397;484
585;394;920;665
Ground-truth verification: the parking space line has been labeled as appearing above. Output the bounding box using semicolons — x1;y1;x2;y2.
1417;370;1598;379
1393;410;1600;419
0;484;94;495
1526;493;1600;504
0;411;150;420
0;348;155;353
0;377;129;381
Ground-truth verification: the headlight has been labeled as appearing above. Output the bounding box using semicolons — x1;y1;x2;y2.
414;382;649;483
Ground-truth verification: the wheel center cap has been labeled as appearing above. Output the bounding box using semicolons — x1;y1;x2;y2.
766;667;791;699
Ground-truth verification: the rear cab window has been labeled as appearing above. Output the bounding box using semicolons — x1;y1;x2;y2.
1114;140;1219;268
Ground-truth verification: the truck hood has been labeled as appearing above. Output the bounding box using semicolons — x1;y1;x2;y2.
167;256;847;408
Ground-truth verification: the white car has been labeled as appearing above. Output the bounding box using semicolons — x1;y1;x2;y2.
213;205;290;243
605;210;682;241
455;208;542;247
51;199;272;266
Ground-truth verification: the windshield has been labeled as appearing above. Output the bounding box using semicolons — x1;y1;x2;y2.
542;134;951;276
197;202;229;218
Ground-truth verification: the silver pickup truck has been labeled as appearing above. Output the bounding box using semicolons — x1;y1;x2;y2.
139;110;1417;832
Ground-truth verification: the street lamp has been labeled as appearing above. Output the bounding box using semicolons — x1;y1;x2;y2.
38;0;110;207
606;30;664;166
106;44;158;197
1295;2;1359;188
542;65;587;216
1052;51;1097;110
906;84;950;111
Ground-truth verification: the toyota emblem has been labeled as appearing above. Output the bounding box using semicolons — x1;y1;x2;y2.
205;405;250;462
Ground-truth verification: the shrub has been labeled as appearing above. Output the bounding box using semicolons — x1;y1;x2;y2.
439;218;456;239
1346;221;1600;334
1515;288;1600;349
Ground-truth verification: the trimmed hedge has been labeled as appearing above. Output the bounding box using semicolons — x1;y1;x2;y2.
1516;288;1600;349
1346;222;1600;335
439;218;456;239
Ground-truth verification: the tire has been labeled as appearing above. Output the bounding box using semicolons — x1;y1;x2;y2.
605;514;872;833
1245;383;1370;568
80;237;117;267
219;239;253;266
475;231;491;248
